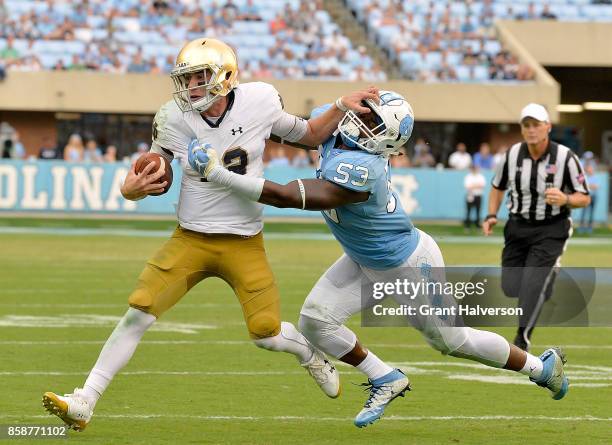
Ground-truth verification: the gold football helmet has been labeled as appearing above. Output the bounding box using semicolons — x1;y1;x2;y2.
170;38;239;113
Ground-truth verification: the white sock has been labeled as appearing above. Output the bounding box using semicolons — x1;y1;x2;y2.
356;351;394;381
519;352;544;380
82;308;155;409
253;321;314;363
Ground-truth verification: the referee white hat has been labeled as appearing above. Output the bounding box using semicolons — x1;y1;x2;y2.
520;103;550;123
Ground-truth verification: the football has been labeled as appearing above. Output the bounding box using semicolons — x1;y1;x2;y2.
134;152;173;196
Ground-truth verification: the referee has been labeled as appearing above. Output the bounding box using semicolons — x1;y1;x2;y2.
482;103;591;351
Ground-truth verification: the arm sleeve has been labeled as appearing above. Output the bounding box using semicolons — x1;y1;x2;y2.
271;111;309;143
491;149;509;190
265;84;308;143
321;155;378;193
563;153;590;194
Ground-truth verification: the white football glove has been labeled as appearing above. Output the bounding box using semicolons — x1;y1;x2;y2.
187;139;219;178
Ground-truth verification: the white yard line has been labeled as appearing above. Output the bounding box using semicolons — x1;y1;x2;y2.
0;414;610;422
0;340;611;351
1;226;611;245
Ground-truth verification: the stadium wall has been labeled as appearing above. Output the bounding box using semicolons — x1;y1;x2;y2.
497;20;612;67
0;71;559;123
0;161;607;223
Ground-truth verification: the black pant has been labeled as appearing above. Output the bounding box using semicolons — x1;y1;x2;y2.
501;216;571;332
464;195;482;227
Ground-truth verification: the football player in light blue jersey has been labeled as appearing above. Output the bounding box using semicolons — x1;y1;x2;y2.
190;91;570;427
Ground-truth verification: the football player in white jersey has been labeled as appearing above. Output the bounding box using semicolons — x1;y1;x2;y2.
42;37;379;431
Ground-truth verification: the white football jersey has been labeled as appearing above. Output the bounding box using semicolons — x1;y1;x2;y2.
150;82;286;236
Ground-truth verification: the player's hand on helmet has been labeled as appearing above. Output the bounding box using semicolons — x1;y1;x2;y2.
188;139;219;177
482;215;497;236
121;160;168;201
339;86;380;114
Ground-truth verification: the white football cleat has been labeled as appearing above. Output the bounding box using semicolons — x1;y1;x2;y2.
42;388;93;431
302;349;341;398
354;369;411;428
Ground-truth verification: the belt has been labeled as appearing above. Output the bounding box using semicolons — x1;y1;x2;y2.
509;213;569;226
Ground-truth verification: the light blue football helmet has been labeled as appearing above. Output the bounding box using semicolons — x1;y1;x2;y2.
339;90;414;156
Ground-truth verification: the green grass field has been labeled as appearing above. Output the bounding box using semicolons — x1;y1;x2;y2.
0;224;611;444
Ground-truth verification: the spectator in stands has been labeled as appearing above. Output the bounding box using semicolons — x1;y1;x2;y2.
83;139;103;163
68;54;87;71
480;0;495;27
269;13;287;34
104;145;118;163
291;150;310;168
267;147;290;167
239;0;262;21
0;36;20;62
448;142;472;169
1;139;12;158
324;30;350;53
473;143;494;169
52;60;67;71
39;136;59;160
63;133;84;162
516;3;538;20
581;150;597;169
390;150;411;168
412;138;436;168
391;24;413;55
127;51;149;73
541;4;557;20
578;164;598;233
464;165;486;229
493;145;508;169
10;131;25;159
130;142;149;163
221;0;240;21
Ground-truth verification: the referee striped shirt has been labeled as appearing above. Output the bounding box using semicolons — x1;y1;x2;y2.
492;141;589;221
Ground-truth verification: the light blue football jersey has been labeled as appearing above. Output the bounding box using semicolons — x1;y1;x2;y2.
312;104;419;270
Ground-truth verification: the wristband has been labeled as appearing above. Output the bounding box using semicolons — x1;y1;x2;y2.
485;214;497;221
564;193;570;206
335;97;349;112
297;179;306;210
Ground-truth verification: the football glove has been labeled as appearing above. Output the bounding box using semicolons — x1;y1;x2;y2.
188;139;219;177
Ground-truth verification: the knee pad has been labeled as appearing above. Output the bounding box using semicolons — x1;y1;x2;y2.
449;327;509;368
247;312;280;340
420;326;468;356
298;314;356;359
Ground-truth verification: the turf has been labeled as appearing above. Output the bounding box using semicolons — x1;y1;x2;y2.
0;231;610;444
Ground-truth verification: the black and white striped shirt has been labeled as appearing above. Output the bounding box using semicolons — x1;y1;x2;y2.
492;141;589;221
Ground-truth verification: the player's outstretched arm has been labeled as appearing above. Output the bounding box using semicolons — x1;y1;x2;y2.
120;161;167;201
188;142;369;209
261;179;369;210
297;86;380;147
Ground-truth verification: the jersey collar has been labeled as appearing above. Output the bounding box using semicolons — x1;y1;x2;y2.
200;90;235;128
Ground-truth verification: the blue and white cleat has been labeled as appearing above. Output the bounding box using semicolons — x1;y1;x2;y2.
531;347;569;400
354;368;411;428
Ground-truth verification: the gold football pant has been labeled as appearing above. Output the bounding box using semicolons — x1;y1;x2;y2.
128;226;281;339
